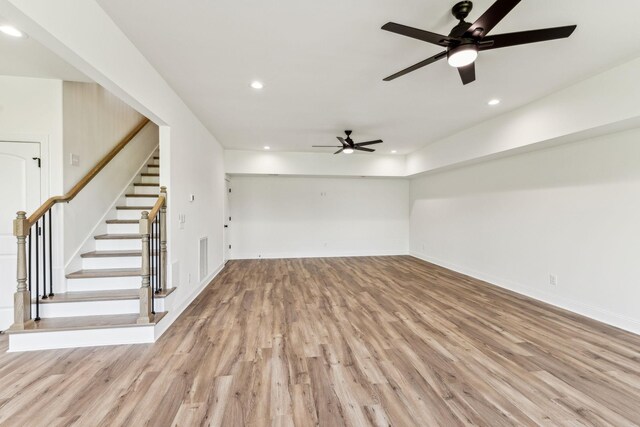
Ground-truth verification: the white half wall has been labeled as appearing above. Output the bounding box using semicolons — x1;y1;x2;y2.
410;127;640;334
230;176;409;259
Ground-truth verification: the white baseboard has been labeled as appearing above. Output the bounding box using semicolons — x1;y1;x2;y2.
154;262;225;339
231;250;409;260
410;251;640;336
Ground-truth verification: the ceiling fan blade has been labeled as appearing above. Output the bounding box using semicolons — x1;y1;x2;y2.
354;146;375;152
480;26;577;50
355;140;383;146
465;0;521;38
382;22;453;47
312;145;343;148
449;21;472;38
334;148;344;155
383;51;447;81
337;136;348;147
457;63;476;85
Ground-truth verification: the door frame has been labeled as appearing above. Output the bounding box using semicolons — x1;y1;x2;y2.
224;177;231;262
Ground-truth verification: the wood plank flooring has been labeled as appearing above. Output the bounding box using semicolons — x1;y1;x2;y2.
1;256;640;426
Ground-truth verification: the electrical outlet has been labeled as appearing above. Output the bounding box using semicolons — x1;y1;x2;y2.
549;274;558;286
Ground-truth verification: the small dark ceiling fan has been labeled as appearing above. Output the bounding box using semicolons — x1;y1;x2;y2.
312;130;383;154
382;0;577;85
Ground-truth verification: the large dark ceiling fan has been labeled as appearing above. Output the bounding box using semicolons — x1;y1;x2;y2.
382;0;577;85
312;130;383;154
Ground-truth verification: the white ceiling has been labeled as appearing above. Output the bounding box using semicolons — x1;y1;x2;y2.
0;17;90;82
97;0;640;154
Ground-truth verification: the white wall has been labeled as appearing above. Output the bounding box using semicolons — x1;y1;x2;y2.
230;176;409;259
61;82;154;264
226;150;406;177
0;75;63;330
1;0;226;333
410;127;640;334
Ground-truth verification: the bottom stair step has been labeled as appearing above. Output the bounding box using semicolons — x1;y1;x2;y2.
6;312;168;352
32;289;175;317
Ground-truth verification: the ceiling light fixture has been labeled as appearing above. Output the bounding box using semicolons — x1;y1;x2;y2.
343;148;354;154
250;81;264;90
391;150;397;154
488;98;501;106
263;146;270;150
447;43;478;68
0;25;24;38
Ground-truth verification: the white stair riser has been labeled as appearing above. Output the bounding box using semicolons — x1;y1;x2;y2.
82;256;141;270
134;185;160;195
8;325;156;351
107;223;138;234
146;165;159;173
126;196;157;206
36;299;165;318
141;175;159;184
66;275;141;292
95;239;141;251
117;209;149;220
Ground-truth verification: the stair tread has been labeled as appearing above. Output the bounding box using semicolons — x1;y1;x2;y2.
133;183;159;187
95;234;141;240
6;312;167;334
67;268;141;278
116;206;153;210
125;194;159;198
36;288;175;303
141;173;159;177
81;250;142;258
105;219;139;224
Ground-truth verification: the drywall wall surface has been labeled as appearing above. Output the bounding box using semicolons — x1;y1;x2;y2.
407;57;640;176
410;127;640;334
226;150;406;177
230;176;409;259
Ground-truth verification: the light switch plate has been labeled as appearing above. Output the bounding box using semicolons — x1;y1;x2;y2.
70;153;80;166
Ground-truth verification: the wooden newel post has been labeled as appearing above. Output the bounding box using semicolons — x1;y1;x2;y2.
13;211;33;330
160;186;168;290
137;211;154;324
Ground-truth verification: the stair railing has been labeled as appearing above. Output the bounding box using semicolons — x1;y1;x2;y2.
137;186;167;324
10;118;150;330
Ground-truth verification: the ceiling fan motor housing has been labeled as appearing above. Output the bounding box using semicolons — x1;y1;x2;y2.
452;1;473;21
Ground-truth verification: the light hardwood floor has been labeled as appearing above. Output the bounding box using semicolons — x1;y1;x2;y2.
1;256;640;426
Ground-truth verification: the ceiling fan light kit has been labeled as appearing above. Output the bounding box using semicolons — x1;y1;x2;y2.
381;0;577;85
447;43;478;67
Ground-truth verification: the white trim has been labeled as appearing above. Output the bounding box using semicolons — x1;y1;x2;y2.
410;251;640;336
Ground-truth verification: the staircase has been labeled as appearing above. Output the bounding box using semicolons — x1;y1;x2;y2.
7;151;175;352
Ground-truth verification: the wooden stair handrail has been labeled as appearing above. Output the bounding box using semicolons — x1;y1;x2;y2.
27;118;151;226
147;194;166;224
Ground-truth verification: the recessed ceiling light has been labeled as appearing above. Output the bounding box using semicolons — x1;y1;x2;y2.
488;99;501;106
0;25;24;38
263;146;270;150
391;150;397;154
250;81;264;90
343;148;354;154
